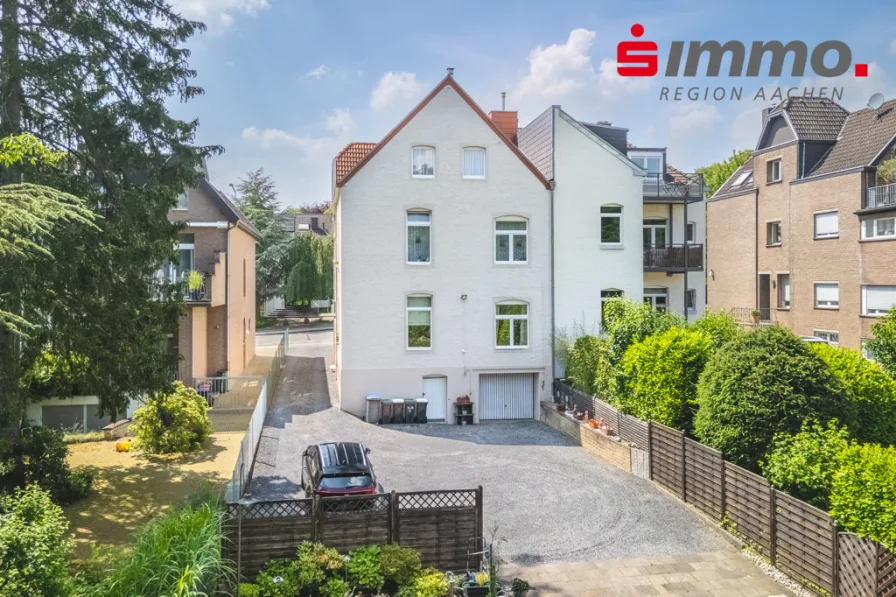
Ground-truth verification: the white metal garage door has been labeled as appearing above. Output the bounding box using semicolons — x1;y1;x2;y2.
479;373;536;420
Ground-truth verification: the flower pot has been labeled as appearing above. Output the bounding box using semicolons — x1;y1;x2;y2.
464;586;490;597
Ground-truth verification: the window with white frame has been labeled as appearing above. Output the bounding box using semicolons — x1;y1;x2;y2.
411;146;435;178
644;287;668;312
732;170;753;187
600;289;623;329
407;295;432;349
600;205;622;244
777;273;790;308
407;211;431;263
766;221;782;246
862;216;896;240
175;190;189;210
495;217;527;263
813;330;840;345
495;302;528;348
814;282;839;309
767;159;782;183
686;221;696;244
862;285;896;316
862;339;876;361
462;147;485;179
630;154;662;174
686;288;697;312
814;210;839;239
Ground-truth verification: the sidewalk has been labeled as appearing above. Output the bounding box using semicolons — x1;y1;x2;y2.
501;551;790;597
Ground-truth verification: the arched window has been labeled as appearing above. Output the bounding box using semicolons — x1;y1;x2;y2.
600;289;623;329
495;217;528;264
462;147;486;179
407;210;431;263
495;301;528;348
600;205;622;245
407;294;432;349
411;146;435;178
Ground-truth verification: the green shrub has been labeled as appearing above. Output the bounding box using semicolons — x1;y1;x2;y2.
591;338;620;404
321;577;350;597
618;327;712;431
238;584;261;597
379;543;422;591
762;421;850;509
603;299;684;366
414;568;449;597
347;545;384;592
866;307;896;379
96;500;229;597
691;310;742;349
565;335;602;394
295;541;343;592
694;325;849;470
811;343;896;445
132;381;212;454
830;443;896;549
0;426;92;504
256;559;299;596
0;484;73;597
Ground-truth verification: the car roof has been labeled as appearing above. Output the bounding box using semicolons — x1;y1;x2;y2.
314;442;370;474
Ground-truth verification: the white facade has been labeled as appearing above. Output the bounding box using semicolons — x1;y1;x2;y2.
334;79;553;421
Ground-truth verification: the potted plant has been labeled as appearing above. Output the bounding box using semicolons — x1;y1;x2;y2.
751;309;761;324
463;571;490;596
511;578;532;597
588;418;598;429
457;394;471;406
187;270;204;300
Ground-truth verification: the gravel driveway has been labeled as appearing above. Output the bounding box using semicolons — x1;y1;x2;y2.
247;329;729;565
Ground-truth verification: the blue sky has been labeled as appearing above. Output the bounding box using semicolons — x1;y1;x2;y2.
170;0;896;208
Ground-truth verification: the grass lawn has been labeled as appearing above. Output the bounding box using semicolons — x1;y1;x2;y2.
64;430;244;559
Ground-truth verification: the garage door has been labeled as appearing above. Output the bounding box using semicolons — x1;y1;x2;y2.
479;373;535;420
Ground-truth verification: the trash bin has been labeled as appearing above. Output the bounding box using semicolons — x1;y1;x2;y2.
380;398;394;424
403;398;418;423
391;399;406;424
365;394;381;424
415;398;428;423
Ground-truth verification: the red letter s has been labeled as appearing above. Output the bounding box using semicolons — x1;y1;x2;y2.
617;24;658;77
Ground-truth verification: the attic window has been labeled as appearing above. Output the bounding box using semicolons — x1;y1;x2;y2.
732;171;752;187
411;146;435;178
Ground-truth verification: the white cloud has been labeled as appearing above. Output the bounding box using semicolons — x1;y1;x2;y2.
512;29;596;101
596;58;652;97
306;65;328;79
797;62;888;110
325;108;354;136
242;108;354;157
169;0;269;33
730;105;764;149
669;105;720;137
370;72;425;111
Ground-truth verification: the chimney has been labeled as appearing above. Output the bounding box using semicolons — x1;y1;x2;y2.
761;107;773;128
489;93;518;144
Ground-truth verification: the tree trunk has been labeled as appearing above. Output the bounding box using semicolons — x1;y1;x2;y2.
0;0;22;144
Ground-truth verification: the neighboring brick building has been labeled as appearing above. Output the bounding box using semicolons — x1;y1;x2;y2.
707;97;896;350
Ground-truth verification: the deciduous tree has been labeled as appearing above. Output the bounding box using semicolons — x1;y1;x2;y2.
697;149;752;196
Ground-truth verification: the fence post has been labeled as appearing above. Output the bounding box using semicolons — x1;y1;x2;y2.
647;421;653;481
720;460;727;522
831;521;840;597
237;504;243;589
680;430;687;501
476;486;484;570
390;491;399;543
769;487;777;567
312;493;322;541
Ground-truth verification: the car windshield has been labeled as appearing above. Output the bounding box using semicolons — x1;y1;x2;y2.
320;474;373;490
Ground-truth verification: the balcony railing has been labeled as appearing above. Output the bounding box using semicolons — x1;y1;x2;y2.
866;182;896;209
643;244;704;270
730;307;776;327
643;172;705;201
153;270;212;303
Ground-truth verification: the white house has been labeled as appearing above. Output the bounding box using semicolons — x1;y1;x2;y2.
332;72;553;422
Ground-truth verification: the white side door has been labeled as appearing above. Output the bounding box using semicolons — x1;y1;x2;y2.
422;376;447;420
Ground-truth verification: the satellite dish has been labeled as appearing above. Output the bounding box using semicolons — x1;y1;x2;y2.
868;93;885;110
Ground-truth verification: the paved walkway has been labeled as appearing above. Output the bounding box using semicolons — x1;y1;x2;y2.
502;552;790;597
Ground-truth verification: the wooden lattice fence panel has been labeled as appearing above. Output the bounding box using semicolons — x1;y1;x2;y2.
840;533;880;597
774;491;835;593
683;438;724;519
396;490;481;572
618;413;648;449
724;462;772;558
879;547;896;597
649;422;684;498
318;494;392;553
223;500;314;579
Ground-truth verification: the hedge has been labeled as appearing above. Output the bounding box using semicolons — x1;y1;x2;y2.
830;443;896;549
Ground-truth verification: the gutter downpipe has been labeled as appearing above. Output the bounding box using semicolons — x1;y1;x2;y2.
550;106;557;384
226;221;235;375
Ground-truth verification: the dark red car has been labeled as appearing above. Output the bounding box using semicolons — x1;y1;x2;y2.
301;442;378;496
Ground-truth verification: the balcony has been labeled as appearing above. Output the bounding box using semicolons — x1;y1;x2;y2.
643;172;705;203
154;269;213;304
866;182;896;210
643;244;704;272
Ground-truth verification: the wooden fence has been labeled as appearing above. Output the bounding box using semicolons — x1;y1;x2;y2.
554;381;894;597
224;488;483;581
553;381;648;448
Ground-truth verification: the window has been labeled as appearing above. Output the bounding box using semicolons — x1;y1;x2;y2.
175;190;189;210
777;274;791;308
462;147;485;179
495;218;527;263
814;210;839;239
814;330;840;345
172;233;195;281
600;205;622;245
630;154;662;174
862;339;876;361
495;302;528;348
411;146;435;178
600;290;623;329
732;170;753;187
407;296;432;349
767;159;782;183
644;287;668;312
766;221;782;246
814;282;839;309
643;218;668;247
407;211;431;263
686;221;696;244
686;288;697;312
862;216;896;240
862;285;896;316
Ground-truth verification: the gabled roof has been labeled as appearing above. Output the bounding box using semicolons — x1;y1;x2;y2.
764;97;848;141
336;75;551;189
558;109;645;175
335;142;376;184
711;164;754;199
202;179;263;241
809;99;896;177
